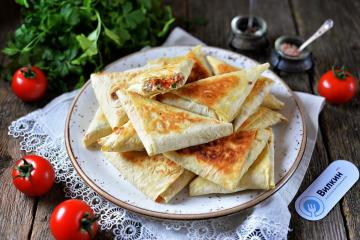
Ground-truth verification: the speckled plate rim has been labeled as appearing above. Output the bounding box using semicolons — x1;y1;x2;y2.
65;46;307;220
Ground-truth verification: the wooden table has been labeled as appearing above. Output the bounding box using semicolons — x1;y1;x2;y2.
0;0;359;239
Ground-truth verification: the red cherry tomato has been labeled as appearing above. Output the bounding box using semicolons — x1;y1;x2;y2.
11;66;47;102
50;199;98;240
318;66;357;104
12;155;55;196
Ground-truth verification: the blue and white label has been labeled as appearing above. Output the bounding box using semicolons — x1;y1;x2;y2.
295;160;359;221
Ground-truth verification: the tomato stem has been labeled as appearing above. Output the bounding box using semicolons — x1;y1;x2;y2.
14;158;34;179
332;65;348;80
80;212;98;239
20;66;36;79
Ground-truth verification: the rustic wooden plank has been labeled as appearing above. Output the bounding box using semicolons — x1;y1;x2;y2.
0;1;39;239
187;0;300;62
0;84;39;240
187;0;239;49
291;0;360;239
163;0;188;30
0;1;19;65
28;186;64;239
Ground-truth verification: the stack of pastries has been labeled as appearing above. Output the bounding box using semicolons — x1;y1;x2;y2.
83;46;286;203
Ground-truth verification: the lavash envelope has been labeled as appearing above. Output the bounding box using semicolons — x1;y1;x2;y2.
98;121;143;152
91;69;144;129
262;94;285;110
169;64;269;122
186;45;213;82
157;92;218;119
189;129;275;196
240;107;287;131
117;90;233;156
102;151;195;203
83;108;112;147
149;45;213;83
164;128;271;191
206;55;284;110
233;77;274;131
91;59;194;128
206;55;239;75
126;58;194;96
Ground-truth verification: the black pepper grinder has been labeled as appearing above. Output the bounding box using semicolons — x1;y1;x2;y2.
229;15;268;51
229;0;268;51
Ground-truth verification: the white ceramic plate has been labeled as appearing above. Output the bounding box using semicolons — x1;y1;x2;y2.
65;46;306;220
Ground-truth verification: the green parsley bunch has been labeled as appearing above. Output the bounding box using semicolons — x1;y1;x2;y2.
3;0;174;92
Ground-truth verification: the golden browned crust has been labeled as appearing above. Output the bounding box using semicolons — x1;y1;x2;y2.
187;51;212;82
128;92;205;134
142;104;204;134
121;151;148;164
217;63;239;74
251;77;268;93
114;122;137;135
174;75;240;107
177;131;257;175
155;196;165;203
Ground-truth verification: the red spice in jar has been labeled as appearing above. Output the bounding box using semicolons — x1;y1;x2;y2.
280;43;301;57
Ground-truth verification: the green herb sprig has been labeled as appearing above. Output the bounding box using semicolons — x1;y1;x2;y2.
3;0;174;92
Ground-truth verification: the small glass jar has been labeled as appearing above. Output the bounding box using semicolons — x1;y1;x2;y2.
229;15;268;51
270;36;313;73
